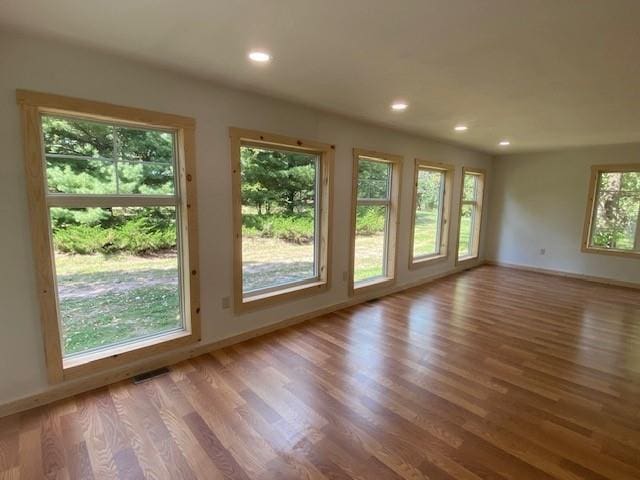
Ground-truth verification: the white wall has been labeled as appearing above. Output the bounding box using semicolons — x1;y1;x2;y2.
487;144;640;284
0;30;492;406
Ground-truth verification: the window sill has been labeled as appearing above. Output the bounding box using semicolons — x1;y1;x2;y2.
456;254;480;264
351;276;395;296
410;253;448;269
238;280;328;312
582;246;640;259
61;329;197;381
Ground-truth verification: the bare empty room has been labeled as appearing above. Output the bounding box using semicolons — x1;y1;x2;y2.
0;1;639;479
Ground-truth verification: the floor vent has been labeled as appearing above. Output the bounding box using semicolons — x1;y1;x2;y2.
132;367;170;384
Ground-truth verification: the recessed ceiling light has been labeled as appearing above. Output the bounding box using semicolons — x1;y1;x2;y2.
454;125;468;132
391;101;408;111
248;50;271;63
499;140;510;146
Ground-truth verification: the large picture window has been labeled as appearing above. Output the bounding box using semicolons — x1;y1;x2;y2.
582;164;640;258
17;90;200;382
409;160;454;267
230;128;333;310
349;149;402;294
456;168;485;262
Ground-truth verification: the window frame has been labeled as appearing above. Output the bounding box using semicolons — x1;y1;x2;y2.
409;159;454;268
581;163;640;259
229;128;334;312
349;148;402;296
455;167;486;264
17;90;201;383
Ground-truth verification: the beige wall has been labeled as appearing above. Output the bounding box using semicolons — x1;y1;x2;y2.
0;30;492;406
487;144;640;284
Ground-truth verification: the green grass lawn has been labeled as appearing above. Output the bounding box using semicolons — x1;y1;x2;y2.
353;232;386;282
458;209;472;256
55;253;181;355
242;237;315;292
412;210;439;258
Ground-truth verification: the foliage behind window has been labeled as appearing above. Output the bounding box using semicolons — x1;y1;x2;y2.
42;115;177;254
240;146;316;215
590;171;640;251
239;145;319;293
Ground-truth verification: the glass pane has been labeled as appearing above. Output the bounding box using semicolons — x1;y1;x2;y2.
116;126;174;163
598;172;621;191
116;126;176;194
46;157;116;194
42;115;177;196
42;115;113;158
413;169;444;258
117;161;175;194
463;173;477;202
357;158;391;200
590;172;640;250
240;146;318;293
621;171;640;192
43;115;117;194
354;205;388;282
50;206;182;356
458;204;474;257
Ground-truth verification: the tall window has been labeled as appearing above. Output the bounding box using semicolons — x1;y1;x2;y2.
17;90;199;382
350;149;402;293
410;160;454;267
582;165;640;257
457;168;485;262
230;128;333;310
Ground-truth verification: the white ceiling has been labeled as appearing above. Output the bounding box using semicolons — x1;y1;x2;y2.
2;0;640;153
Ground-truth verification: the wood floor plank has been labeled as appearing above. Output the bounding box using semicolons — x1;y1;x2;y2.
0;266;639;479
184;412;252;480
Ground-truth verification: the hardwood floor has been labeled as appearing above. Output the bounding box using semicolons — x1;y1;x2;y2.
1;265;639;479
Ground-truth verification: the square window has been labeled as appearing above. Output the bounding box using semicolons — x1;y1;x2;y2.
584;168;640;256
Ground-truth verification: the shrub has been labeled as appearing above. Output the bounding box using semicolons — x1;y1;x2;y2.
355;207;386;235
242;213;315;244
55;207;388;254
53;217;176;255
54;225;115;254
113;217;176;254
242;208;386;244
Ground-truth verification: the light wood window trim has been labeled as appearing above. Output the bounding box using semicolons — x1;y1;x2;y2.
409;159;454;269
229;127;334;312
17;90;201;383
581;163;640;259
349;148;403;296
455;167;486;265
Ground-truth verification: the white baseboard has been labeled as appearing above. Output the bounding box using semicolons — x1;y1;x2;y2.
485;260;640;290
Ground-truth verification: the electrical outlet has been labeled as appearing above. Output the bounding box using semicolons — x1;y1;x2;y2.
221;296;230;309
539;248;546;255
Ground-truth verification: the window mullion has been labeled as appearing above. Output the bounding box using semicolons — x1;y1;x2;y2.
436;173;445;250
382;204;391;276
357;198;390;206
589;172;603;247
113;125;120;195
46;194;178;208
